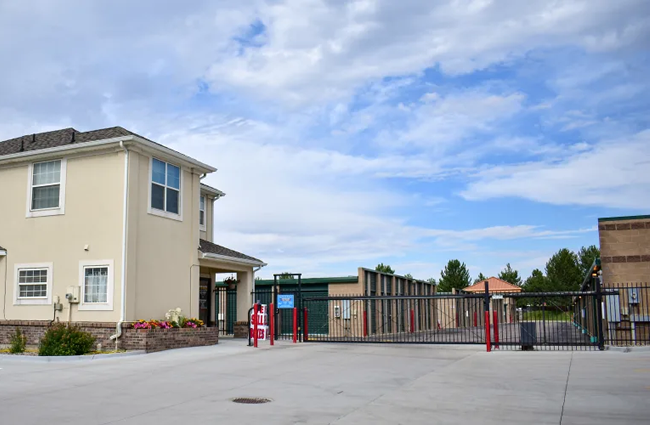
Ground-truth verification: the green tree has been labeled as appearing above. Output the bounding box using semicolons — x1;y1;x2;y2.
521;269;550;306
438;260;471;292
375;263;395;274
578;245;600;278
279;272;295;280
498;263;522;286
426;277;437;285
404;273;413;280
545;248;582;291
473;272;487;284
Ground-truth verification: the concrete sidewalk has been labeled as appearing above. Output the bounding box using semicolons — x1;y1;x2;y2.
0;340;648;424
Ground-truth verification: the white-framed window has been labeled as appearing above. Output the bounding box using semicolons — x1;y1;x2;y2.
78;260;114;311
148;157;182;221
199;195;206;230
26;159;67;218
14;263;53;305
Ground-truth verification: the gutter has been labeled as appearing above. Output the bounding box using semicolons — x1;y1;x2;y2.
201;252;267;267
0;250;6;256
110;141;129;349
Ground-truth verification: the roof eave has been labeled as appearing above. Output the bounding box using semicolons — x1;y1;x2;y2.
200;184;226;198
201;252;267;267
0;250;6;256
0;134;217;174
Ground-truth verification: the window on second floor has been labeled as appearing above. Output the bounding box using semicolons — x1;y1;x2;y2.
199;195;206;229
27;159;66;217
151;158;181;216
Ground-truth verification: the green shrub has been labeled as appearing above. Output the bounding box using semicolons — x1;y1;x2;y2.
38;323;95;356
9;328;27;354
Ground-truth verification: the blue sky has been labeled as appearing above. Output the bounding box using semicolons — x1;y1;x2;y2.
1;0;649;281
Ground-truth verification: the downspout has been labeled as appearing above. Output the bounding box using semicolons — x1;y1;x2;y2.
110;142;129;349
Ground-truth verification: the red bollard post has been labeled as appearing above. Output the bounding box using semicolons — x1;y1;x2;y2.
456;311;459;328
269;303;275;346
484;311;491;352
293;307;297;343
363;310;368;337
303;308;309;342
473;311;478;327
493;310;499;349
410;310;415;333
253;303;259;348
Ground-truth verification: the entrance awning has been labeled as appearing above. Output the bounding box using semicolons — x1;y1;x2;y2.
199;239;266;268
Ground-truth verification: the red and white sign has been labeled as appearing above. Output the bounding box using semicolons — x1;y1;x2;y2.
250;304;268;341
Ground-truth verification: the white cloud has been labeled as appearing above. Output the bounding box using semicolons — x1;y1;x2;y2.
204;0;649;105
461;130;650;209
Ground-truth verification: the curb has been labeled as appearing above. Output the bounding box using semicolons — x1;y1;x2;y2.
606;345;650;353
0;350;146;363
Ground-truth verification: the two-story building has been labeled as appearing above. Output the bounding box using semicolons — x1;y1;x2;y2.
0;126;265;344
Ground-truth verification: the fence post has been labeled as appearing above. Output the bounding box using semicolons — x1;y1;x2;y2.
293;307;297;344
595;273;605;350
410;309;415;333
363;309;368;337
269;303;275;346
473;311;477;327
303;307;309;342
484;281;491;352
253;303;259;348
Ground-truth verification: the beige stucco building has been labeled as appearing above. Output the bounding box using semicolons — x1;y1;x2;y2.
0;127;265;341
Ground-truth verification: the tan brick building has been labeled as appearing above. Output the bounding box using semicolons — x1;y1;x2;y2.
598;215;650;286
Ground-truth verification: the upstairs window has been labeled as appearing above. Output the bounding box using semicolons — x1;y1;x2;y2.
199;196;206;228
151;158;181;215
28;159;66;217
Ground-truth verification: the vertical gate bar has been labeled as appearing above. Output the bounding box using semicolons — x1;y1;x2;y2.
303;306;308;342
270;302;275;346
292;307;297;343
493;310;499;349
595;275;604;350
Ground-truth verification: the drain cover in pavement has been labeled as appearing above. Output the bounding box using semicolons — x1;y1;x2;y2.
232;397;272;404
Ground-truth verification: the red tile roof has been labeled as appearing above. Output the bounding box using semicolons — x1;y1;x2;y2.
463;277;522;293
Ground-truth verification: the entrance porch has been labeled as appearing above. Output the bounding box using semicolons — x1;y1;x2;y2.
198;239;266;334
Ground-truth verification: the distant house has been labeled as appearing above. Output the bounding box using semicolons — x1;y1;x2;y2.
0;127;265;345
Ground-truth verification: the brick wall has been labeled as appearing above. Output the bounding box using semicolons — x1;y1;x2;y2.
0;321;219;353
598;217;650;285
233;321;249;338
121;327;219;352
0;321;117;349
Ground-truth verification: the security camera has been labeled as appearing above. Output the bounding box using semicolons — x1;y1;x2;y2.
65;293;73;300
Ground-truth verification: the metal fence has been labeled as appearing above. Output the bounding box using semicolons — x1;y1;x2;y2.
303;293;488;344
215;286;237;335
250;281;650;350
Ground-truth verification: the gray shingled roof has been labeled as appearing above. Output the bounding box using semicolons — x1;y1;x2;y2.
199;239;264;264
0;126;151;157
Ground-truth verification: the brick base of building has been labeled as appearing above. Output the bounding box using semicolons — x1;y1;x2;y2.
0;321;219;353
233;321;249;338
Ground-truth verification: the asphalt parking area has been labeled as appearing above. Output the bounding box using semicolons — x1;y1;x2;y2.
0;340;648;424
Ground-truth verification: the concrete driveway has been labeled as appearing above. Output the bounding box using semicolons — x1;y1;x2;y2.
0;340;648;424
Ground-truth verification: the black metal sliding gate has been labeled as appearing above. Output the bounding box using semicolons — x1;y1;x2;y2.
301;280;650;351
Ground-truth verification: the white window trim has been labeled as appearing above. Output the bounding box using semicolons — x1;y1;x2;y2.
26;159;67;218
14;262;53;305
78;260;114;311
147;156;183;222
199;195;207;231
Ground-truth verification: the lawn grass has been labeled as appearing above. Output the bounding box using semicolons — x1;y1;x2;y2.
522;310;572;321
